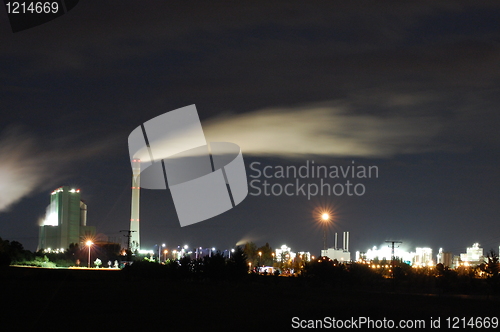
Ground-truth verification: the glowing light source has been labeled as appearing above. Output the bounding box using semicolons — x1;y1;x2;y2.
86;241;93;268
322;213;329;221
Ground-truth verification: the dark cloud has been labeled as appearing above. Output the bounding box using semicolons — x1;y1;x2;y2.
1;1;500;253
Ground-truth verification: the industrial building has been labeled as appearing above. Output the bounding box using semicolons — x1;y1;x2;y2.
414;247;433;266
436;248;453;267
275;244;295;262
359;245;434;266
321;232;351;262
274;245;312;263
37;186;95;251
459;243;484;266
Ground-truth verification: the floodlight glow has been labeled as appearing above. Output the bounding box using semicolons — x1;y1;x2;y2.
86;240;93;246
321;213;329;221
43;211;58;226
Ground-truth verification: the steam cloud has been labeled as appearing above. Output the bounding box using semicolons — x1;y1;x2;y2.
203;101;443;158
0;128;43;212
0;126;119;213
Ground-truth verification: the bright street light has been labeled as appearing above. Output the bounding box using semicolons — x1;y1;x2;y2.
160;243;166;262
321;213;330;251
86;240;93;268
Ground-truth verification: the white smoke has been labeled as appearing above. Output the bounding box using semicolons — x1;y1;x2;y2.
0;127;43;212
203;101;443;158
0;126;120;213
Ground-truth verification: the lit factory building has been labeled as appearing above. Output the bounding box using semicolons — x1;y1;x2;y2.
275;244;295;262
414;247;433;266
436;248;453;267
457;243;484;266
275;245;312;262
38;186;95;252
355;242;491;269
321;232;351;262
356;246;434;266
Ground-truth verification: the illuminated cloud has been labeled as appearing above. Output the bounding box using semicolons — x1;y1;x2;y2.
203;99;443;158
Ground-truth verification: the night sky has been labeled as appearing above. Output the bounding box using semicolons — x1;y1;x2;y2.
1;1;500;257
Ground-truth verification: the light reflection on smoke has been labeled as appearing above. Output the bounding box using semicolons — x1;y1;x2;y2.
203;101;442;158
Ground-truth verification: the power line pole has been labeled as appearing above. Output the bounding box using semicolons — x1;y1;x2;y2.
385;240;402;278
120;229;137;253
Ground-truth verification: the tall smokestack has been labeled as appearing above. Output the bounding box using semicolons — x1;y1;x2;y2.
130;159;141;251
346;231;349;252
334;233;338;250
343;232;346;251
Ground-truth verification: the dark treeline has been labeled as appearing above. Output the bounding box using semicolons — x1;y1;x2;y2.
2;237;500;296
122;247;249;282
0;237;122;268
0;237;34;266
301;256;500;296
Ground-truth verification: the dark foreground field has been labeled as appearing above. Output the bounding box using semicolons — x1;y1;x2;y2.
1;266;499;331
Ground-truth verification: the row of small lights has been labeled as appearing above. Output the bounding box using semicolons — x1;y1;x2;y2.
43;248;66;253
51;187;80;195
125;245;236;258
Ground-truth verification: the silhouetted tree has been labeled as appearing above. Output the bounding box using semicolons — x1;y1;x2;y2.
227;246;248;280
483;249;500;276
243;242;257;267
0;237;12;266
204;252;226;281
256;243;273;266
482;249;500;293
